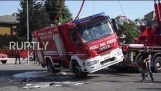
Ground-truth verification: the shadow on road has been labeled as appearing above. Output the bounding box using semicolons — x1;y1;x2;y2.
94;68;133;76
138;88;161;90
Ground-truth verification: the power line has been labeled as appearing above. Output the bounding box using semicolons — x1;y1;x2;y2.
93;0;95;14
118;0;126;16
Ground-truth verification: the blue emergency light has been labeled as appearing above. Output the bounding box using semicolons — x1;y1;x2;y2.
73;12;106;23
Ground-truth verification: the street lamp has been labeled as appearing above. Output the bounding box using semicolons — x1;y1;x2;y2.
27;0;29;64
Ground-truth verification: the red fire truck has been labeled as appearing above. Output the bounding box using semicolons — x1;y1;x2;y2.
32;12;124;78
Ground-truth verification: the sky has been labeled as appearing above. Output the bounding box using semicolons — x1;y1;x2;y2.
0;1;154;20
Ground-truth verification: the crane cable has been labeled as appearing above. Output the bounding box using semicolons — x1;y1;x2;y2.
118;0;126;16
93;0;95;14
53;0;65;21
74;0;86;20
48;0;65;21
50;0;85;22
117;1;136;42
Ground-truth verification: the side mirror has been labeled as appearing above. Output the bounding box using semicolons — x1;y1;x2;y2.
111;19;119;32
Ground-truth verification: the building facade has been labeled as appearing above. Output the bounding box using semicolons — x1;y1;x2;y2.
144;11;157;26
0;15;17;36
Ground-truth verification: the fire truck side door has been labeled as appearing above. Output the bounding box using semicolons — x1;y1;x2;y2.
53;34;66;56
70;30;83;51
32;37;44;63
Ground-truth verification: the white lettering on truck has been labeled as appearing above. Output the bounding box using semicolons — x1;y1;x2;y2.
89;39;116;50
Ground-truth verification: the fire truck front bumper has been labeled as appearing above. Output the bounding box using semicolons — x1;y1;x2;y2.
84;48;124;73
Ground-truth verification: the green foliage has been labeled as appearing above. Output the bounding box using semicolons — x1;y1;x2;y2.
44;0;72;25
16;0;72;41
16;0;49;41
117;22;139;44
0;35;18;49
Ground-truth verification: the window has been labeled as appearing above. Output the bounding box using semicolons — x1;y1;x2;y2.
70;30;78;42
80;20;114;42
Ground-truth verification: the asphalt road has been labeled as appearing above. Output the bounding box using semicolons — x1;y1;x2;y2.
0;60;161;91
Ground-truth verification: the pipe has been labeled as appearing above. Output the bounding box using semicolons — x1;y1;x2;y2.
74;0;86;20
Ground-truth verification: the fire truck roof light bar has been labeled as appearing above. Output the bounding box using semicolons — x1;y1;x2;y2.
73;12;106;23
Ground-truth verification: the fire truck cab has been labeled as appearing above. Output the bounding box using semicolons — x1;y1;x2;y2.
32;12;124;78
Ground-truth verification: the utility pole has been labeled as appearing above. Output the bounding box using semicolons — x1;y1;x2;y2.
27;0;30;64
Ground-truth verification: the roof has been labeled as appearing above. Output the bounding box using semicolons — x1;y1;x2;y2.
0;15;18;24
144;11;155;17
115;15;126;19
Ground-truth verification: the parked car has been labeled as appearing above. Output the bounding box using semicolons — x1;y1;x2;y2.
0;53;8;64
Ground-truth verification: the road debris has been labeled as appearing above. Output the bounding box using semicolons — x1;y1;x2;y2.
22;81;86;89
23;83;50;89
74;83;84;86
59;72;68;75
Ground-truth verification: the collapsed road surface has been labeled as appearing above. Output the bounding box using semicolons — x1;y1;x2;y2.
0;60;161;91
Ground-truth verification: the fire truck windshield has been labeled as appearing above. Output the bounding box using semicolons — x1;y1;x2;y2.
80;20;114;42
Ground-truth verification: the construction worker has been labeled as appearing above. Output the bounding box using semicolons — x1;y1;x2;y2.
15;49;21;64
138;47;154;82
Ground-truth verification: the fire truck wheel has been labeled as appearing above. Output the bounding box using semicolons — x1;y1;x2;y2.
136;54;142;73
46;60;55;73
73;63;88;78
1;60;7;64
29;57;33;61
153;56;161;73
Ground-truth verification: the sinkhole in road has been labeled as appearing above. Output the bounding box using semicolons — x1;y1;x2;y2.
11;71;86;89
12;71;51;79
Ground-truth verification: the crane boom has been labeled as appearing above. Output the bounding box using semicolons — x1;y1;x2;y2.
154;0;161;24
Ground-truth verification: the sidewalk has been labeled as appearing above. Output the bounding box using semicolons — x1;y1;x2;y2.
1;58;28;64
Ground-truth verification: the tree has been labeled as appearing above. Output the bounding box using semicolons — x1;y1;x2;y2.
16;0;49;41
44;0;72;25
117;22;140;44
